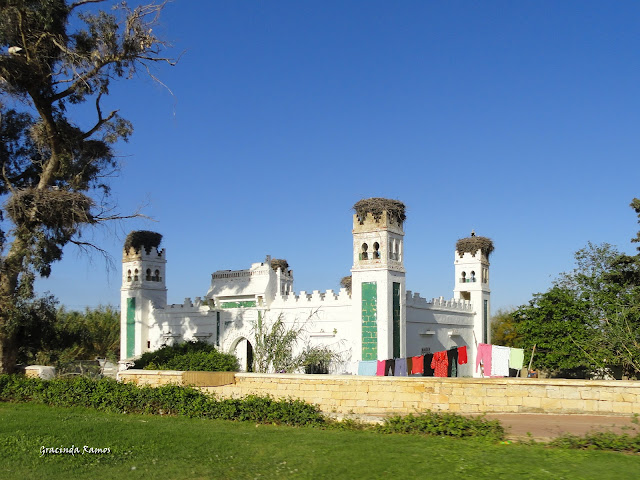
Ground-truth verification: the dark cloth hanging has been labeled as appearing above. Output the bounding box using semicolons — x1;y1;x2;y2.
384;358;395;376
422;353;434;376
406;357;413;375
447;348;459;377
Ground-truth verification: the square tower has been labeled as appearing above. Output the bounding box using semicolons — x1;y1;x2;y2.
453;233;493;346
351;198;406;361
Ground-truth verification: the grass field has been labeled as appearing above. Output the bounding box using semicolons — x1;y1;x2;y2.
2;402;639;480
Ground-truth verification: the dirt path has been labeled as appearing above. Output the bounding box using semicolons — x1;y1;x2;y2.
483;413;639;441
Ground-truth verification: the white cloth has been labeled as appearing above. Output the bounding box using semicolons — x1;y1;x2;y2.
491;345;510;377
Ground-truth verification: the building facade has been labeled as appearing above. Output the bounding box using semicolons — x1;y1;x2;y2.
120;200;493;376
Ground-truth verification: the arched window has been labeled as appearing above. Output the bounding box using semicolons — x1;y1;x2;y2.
127;269;132;282
470;271;476;282
154;269;161;282
461;271;466;283
146;268;152;281
360;243;368;260
134;268;139;281
373;242;380;259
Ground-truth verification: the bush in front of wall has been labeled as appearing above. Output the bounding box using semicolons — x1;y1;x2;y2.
0;375;325;427
133;341;239;372
375;410;505;441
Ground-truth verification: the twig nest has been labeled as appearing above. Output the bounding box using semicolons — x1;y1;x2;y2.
124;230;162;253
340;275;352;294
456;236;494;258
270;258;289;272
6;188;94;229
353;197;406;225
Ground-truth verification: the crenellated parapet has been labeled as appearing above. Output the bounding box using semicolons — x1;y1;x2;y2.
270;288;352;308
165;297;212;311
406;290;473;312
123;246;166;262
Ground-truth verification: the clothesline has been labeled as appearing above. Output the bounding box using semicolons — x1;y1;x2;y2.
476;343;524;378
356;344;526;378
357;346;468;378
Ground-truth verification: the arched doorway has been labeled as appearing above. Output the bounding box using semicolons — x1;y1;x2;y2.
233;337;254;372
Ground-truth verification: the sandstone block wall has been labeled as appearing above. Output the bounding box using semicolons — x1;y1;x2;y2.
118;370;640;417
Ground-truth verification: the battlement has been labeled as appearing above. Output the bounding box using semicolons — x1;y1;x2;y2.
406;290;473;312
166;297;211;311
454;249;489;263
123;247;166;262
270;288;351;307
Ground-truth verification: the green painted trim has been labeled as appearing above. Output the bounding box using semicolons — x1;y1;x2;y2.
393;282;400;359
483;299;488;344
216;311;220;347
220;301;256;308
361;282;377;361
126;297;135;358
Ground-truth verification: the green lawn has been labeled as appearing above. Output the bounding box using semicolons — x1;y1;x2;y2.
1;402;638;480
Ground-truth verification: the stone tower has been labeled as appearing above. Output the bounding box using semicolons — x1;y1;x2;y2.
350;198;406;361
120;231;167;361
453;232;492;345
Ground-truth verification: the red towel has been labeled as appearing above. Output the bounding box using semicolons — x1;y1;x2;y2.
412;355;424;374
458;346;468;365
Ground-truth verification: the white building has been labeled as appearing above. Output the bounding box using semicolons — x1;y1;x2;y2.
120;199;493;376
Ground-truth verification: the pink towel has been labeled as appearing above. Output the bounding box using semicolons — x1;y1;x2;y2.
475;343;492;377
376;360;385;376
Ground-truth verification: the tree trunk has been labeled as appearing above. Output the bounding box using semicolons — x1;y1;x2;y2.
0;234;29;374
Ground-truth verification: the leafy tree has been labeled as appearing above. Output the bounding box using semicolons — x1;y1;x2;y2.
512;286;596;372
512;201;640;376
11;294;58;365
0;0;174;373
489;308;520;347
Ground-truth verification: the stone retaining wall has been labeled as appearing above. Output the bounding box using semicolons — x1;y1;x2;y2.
118;370;640;416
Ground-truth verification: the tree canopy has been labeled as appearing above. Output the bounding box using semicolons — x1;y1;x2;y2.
0;0;174;373
510;202;640;377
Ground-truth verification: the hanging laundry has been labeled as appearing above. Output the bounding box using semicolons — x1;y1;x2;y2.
431;351;449;378
358;360;377;376
376;360;385;376
491;345;510;377
509;348;525;370
384;358;395;376
447;348;459;377
412;355;424;375
457;346;468;365
423;353;434;376
395;357;408;376
406;357;413;375
475;343;492;377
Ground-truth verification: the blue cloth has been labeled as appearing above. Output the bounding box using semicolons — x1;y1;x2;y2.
358;360;377;376
394;357;408;376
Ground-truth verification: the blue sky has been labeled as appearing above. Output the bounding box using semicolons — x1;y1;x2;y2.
34;0;640;313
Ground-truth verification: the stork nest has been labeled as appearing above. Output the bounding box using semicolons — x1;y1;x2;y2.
353;198;406;225
270;258;289;272
124;230;162;254
5;188;94;229
456;236;494;258
340;275;352;294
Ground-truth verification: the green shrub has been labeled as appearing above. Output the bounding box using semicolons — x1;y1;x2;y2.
549;431;640;452
0;375;324;427
375;411;505;440
133;341;239;371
